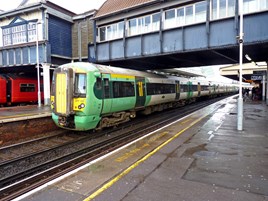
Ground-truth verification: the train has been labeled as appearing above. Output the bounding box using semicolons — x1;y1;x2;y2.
0;74;43;106
51;62;238;131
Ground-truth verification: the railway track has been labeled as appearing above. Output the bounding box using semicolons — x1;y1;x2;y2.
0;95;232;200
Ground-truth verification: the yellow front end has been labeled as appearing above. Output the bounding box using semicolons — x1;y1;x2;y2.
56;73;68;114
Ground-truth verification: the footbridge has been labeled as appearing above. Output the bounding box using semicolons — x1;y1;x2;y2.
89;0;268;70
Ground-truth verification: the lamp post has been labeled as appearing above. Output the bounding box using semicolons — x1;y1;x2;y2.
35;20;43;107
237;0;244;130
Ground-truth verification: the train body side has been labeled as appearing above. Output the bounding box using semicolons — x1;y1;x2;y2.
51;62;238;131
0;75;7;104
0;74;44;106
9;76;43;103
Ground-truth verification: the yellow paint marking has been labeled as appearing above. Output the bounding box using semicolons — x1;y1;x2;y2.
111;74;135;79
83;115;206;201
115;131;168;163
115;143;149;163
181;118;191;124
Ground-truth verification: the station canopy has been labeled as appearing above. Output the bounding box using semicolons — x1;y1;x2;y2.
220;62;267;83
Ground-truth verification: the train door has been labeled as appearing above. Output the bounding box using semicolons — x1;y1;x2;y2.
5;75;11;104
198;82;201;97
135;77;146;108
175;80;180;100
0;75;7;104
100;74;112;114
54;68;73;115
187;81;193;99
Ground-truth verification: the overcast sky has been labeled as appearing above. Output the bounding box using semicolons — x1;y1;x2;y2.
0;0;107;14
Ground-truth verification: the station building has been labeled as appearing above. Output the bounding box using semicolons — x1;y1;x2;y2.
0;0;95;105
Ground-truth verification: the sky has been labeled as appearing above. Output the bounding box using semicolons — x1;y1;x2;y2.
0;0;107;14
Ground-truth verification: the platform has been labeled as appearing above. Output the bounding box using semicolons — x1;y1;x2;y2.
0;105;51;123
17;96;268;201
0;105;56;145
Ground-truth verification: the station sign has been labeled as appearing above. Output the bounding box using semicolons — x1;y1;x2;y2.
253;70;266;75
251;75;263;80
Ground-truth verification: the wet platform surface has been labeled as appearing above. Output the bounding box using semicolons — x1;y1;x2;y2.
19;96;268;201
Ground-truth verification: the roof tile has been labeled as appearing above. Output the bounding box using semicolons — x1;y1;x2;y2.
96;0;157;18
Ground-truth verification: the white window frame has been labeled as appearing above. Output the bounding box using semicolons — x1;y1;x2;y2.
2;23;37;46
98;21;124;42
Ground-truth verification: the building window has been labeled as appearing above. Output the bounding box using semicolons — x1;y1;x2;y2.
260;0;268;9
211;0;218;19
99;21;124;42
2;22;38;46
219;0;227;18
164;1;207;29
28;23;37;42
164;9;176;29
210;0;267;20
177;8;185;26
3;28;11;46
11;24;27;45
211;0;236;19
99;27;106;41
227;0;235;16
152;13;160;31
128;13;160;36
185;5;194;24
195;1;207;23
118;22;124;37
244;0;258;13
129;18;137;36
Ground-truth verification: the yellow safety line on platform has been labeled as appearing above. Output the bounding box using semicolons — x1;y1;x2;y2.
84;115;206;201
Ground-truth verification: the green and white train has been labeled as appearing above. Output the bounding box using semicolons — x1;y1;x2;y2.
51;62;237;131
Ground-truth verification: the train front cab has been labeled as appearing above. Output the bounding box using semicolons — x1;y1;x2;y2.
51;67;101;131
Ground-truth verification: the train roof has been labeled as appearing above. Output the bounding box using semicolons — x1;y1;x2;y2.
59;62;193;80
59;62;168;79
58;62;237;85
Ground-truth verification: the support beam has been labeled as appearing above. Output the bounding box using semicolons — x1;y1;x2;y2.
237;0;243;131
263;74;266;101
42;63;51;106
266;64;268;105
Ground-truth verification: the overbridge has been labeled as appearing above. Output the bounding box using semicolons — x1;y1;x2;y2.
89;0;268;70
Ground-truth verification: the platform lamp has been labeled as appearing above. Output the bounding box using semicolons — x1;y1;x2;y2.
34;20;43;108
237;0;244;131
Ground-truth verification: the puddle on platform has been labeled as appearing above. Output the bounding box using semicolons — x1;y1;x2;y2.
183;144;207;157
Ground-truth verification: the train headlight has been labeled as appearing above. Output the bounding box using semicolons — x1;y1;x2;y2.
73;98;86;111
78;103;85;109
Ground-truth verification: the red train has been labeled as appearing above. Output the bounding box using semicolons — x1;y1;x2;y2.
0;74;43;106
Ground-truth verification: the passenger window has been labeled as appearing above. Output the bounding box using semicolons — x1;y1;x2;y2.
104;78;110;98
113;81;135;98
20;83;35;92
96;78;102;90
